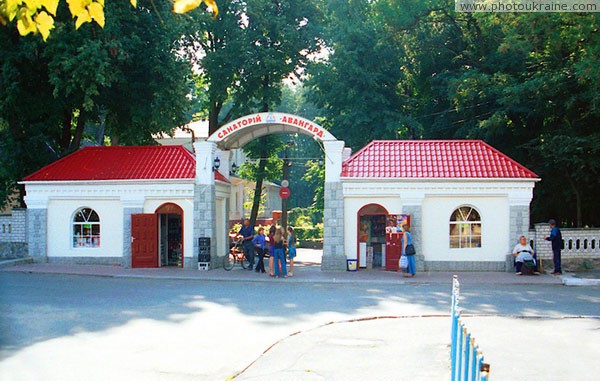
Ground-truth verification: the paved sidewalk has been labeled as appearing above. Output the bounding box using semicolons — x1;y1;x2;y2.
0;260;565;286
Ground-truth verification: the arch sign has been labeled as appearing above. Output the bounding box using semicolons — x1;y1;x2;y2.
207;112;337;149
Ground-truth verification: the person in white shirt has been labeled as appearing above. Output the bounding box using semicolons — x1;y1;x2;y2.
513;235;539;275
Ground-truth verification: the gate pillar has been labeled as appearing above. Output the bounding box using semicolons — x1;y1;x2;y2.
192;141;218;269
322;140;346;271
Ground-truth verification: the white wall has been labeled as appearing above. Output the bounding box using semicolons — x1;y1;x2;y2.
26;180;196;260
47;199;123;258
422;196;509;262
143;198;194;260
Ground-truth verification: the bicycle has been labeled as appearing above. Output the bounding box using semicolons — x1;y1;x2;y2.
223;237;250;271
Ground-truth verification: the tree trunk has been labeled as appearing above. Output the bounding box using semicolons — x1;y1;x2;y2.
70;112;86;150
567;178;582;228
59;111;72;152
249;136;268;227
249;88;271;227
208;101;222;136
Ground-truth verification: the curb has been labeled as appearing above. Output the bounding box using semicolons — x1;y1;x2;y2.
561;274;600;287
1;265;570;286
0;257;34;268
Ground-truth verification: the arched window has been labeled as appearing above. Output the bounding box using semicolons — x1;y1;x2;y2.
449;206;481;249
73;208;100;248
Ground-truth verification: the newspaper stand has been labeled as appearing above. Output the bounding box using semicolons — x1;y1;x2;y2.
198;237;211;270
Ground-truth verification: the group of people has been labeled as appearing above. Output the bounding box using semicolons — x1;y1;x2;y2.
512;218;563;275
236;218;564;278
237;219;297;278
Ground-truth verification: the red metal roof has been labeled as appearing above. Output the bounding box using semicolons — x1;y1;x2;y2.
341;140;538;179
23;146;228;182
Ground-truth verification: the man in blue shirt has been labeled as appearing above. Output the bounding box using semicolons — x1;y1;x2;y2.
238;219;255;270
545;219;562;275
252;227;267;273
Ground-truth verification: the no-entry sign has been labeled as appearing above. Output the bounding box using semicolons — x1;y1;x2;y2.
279;187;291;199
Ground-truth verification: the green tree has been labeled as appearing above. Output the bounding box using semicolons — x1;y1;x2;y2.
232;0;323;227
181;0;246;134
0;0;193;208
307;0;600;226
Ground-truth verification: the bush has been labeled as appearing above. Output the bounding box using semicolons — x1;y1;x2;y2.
288;207;323;226
293;225;323;240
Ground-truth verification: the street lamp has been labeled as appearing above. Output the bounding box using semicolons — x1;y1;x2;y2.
213;157;221;171
231;162;238;175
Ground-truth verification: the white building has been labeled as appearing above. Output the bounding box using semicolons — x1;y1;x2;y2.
21;145;231;268
339;140;539;271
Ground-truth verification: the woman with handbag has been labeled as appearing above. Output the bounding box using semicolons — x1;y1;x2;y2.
402;224;416;277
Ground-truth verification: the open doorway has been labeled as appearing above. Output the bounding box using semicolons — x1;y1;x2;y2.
156;203;183;267
357;204;389;269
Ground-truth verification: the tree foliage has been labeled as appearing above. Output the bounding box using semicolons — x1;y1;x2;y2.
0;0;195;208
307;0;600;226
0;0;216;41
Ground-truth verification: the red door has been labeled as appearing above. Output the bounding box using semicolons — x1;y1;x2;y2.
386;233;402;271
131;214;159;268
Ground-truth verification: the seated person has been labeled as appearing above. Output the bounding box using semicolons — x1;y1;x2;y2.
513;235;539;275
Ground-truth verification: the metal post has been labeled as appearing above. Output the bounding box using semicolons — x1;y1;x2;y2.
281;141;294;231
281;155;289;231
470;340;477;380
477;353;484;381
451;313;458;381
451;275;460;381
464;332;471;381
457;324;464;380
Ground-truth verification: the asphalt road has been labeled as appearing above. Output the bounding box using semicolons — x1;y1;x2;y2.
0;273;599;380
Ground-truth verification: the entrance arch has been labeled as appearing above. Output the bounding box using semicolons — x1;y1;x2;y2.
193;112;347;271
208;112;337;149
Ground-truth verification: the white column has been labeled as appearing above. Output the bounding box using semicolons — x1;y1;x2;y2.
323;140;345;183
194;141;216;185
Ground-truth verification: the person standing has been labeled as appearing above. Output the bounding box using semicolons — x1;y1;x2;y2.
402;224;416;277
268;225;276;277
252;227;267;273
287;226;297;277
238;219;255;271
545;219;562;275
273;227;288;278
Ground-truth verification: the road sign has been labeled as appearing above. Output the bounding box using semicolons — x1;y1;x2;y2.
281;179;289;188
279;187;291;199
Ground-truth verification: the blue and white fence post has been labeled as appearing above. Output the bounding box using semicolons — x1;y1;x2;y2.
450;275;490;381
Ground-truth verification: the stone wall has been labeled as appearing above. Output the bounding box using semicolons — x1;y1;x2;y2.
0;209;28;258
27;208;47;262
530;223;600;271
322;182;346;271
403;205;425;272
192;184;217;270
